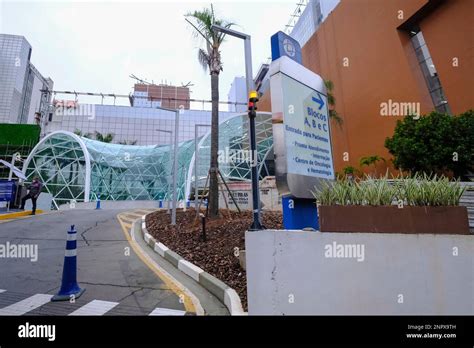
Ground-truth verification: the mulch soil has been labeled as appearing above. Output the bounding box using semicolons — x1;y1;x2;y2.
146;208;283;311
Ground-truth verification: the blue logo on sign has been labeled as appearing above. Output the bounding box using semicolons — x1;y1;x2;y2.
271;31;302;64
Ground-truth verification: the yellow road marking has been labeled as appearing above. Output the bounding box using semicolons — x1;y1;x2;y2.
117;212;197;313
0;210;44;220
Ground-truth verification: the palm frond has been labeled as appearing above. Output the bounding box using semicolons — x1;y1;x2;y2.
327;93;335;106
212;19;236;45
324;79;334;91
185;8;214;42
185;6;236;48
184;17;213;47
198;48;210;72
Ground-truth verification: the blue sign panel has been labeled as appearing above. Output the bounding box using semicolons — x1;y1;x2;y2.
0;180;16;202
271;31;302;64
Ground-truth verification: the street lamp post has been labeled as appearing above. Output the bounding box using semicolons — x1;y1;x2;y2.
211;24;264;230
194;124;211;209
156;129;173;213
210;25;254;95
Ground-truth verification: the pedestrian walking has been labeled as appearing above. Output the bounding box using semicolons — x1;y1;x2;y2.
20;176;42;215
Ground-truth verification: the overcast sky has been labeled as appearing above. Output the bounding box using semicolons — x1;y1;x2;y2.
0;0;297;109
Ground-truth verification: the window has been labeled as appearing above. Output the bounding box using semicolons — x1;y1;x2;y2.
409;28;451;114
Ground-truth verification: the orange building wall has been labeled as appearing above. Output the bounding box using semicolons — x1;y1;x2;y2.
259;0;473;176
419;0;474;115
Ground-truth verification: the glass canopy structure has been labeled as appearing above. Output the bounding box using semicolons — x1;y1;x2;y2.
23;112;274;209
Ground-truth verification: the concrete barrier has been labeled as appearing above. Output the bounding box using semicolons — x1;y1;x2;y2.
245;229;474;315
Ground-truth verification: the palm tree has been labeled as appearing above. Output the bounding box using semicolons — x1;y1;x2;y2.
324;80;343;126
185;4;235;218
94;131;114;143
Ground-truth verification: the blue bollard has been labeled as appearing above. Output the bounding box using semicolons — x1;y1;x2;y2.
51;225;85;301
95;197;101;210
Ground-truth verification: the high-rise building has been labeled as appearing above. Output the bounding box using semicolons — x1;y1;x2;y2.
0;34;53;124
227;77;247;113
131;83;190;110
22;64;54;124
290;0;340;47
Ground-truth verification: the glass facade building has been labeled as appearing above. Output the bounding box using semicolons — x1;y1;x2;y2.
290;0;340;47
23;112;274;209
0;34;32;123
45;104;239;146
0;34;53;124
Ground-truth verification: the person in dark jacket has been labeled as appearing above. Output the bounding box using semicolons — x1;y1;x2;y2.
20;177;42;215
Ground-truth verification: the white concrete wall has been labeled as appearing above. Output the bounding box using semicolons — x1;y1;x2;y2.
245;230;474;315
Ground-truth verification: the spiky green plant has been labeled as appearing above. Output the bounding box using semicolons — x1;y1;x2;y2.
312;180;336;205
312;173;465;207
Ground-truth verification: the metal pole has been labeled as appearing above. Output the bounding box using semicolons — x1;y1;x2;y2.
8;153;18;181
248;97;263;230
167;130;172;214
244;37;254;97
156;128;173;213
243;36;263;230
171;110;179;225
195;126;198;210
211;24;263;230
194;124;211;209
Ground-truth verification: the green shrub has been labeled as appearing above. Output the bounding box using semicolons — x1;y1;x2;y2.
385;110;474;179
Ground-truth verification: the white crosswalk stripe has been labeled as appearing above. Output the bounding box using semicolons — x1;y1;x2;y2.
69;300;119;316
0;291;187;316
0;293;52;315
148;307;186;316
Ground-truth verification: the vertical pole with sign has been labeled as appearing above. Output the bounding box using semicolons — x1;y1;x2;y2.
269;31;335;230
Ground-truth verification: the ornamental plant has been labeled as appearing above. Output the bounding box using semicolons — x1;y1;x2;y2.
312;173;465;207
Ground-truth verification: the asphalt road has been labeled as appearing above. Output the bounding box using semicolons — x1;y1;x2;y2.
0;209;226;315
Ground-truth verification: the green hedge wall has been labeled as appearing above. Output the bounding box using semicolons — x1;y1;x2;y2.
0;124;40;146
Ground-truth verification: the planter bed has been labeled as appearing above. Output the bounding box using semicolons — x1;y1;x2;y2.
145;208;283;311
319;205;470;234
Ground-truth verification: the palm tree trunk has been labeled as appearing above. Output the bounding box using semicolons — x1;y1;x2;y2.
208;72;220;218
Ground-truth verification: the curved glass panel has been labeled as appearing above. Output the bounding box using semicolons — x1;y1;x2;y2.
192;113;274;189
24;133;88;209
25;113;274;209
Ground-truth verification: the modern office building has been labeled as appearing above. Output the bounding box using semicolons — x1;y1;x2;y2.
130;83;191;109
254;64;270;96
44;103;239;146
259;0;473;175
23;112;274;208
0;34;53;124
289;0;340;47
227;77;247;112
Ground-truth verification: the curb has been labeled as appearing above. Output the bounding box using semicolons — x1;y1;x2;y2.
0;209;44;220
140;214;246;315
